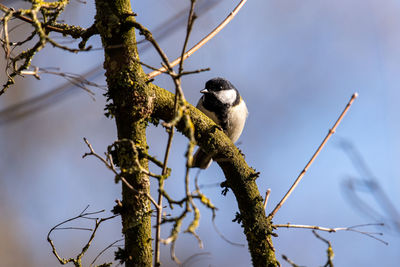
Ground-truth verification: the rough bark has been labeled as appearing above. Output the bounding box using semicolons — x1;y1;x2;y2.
95;1;154;266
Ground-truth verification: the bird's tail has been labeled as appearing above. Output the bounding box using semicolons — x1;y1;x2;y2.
192;148;213;169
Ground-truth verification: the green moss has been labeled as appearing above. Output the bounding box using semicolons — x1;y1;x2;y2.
151;84;279;266
95;0;154;266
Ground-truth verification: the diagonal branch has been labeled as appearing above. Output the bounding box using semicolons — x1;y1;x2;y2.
147;0;248;78
151;83;279;266
268;93;358;218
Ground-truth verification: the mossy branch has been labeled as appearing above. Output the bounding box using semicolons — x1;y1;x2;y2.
150;83;279;267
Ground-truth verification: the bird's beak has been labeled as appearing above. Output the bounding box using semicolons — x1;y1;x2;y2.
200;88;209;94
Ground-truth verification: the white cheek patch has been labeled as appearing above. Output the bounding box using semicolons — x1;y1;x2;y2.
215;89;237;105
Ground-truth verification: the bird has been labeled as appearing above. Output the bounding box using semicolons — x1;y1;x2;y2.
192;77;248;169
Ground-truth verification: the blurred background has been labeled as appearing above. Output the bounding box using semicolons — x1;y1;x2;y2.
1;0;399;266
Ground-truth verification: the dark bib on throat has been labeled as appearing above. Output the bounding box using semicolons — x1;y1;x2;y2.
202;94;231;130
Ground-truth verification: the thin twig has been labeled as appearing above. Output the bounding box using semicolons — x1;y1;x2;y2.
82;138;160;210
47;207;117;267
154;124;174;267
179;67;210;76
268;93;358;218
282;254;304;267
147;0;248;79
152;1;204;266
53;227;93;231
212;216;245;247
312;230;334;267
20;66;104;99
91;238;124;266
274;222;387;245
181;252;212;267
178;0;197;75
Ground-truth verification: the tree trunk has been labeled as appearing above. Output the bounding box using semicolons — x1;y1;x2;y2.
95;1;154;266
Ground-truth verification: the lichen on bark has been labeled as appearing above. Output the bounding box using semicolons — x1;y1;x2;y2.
95;0;154;266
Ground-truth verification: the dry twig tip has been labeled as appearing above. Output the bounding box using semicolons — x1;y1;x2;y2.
263;189;271;210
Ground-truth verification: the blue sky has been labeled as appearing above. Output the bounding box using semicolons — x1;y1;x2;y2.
1;0;399;266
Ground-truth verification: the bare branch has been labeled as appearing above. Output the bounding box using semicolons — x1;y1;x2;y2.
147;1;213;265
181;252;212;267
91;238;124;267
82;138;160;210
281;254;305;267
20;66;106;98
269;93;358;218
312;230;334;267
47;207;117;267
147;0;248;78
212;216;245;247
274;222;388;245
179;67;210;76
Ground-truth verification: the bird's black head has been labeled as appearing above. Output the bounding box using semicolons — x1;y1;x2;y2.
204;77;235;92
200;77;240;109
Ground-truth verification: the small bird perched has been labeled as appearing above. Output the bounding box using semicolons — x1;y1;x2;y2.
192;77;248;169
